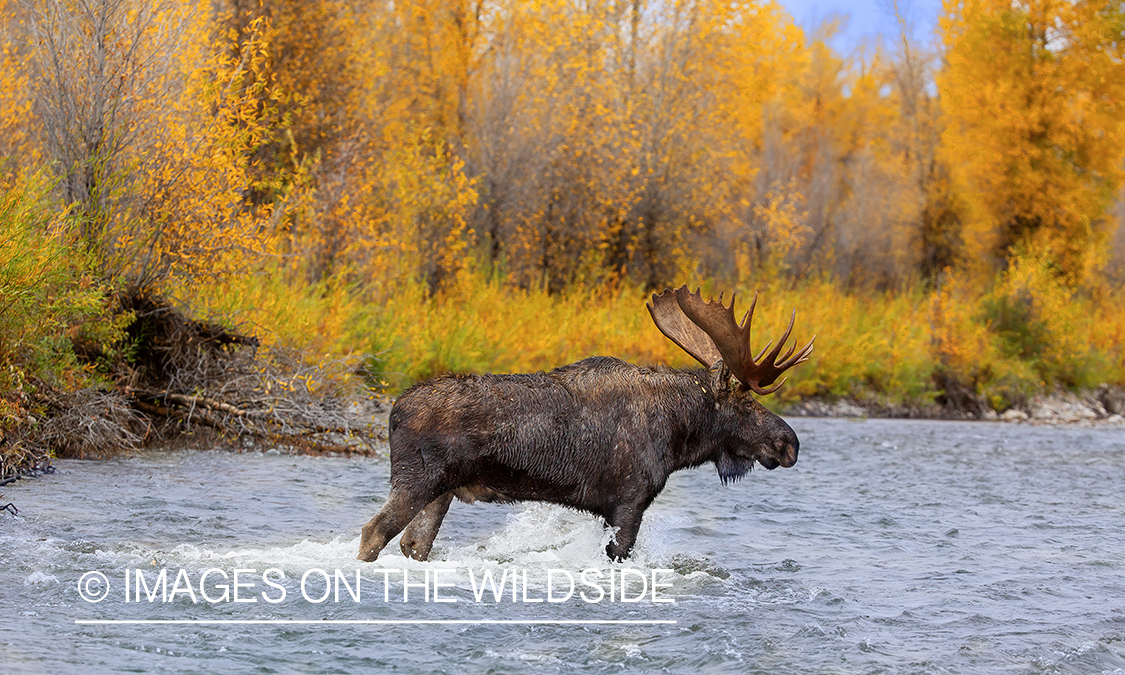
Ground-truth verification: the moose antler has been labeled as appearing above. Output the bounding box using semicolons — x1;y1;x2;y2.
648;285;814;395
647;288;721;368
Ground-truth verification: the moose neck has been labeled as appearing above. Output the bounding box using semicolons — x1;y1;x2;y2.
649;367;757;474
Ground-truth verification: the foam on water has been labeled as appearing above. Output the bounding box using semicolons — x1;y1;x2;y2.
23;571;59;586
48;492;697;573
32;499;723;605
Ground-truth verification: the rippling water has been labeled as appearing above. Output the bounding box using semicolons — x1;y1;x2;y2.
2;418;1124;674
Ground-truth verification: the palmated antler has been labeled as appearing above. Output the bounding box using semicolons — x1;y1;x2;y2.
647;288;721;368
647;285;815;395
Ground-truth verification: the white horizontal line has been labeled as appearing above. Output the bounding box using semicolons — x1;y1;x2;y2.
75;619;676;625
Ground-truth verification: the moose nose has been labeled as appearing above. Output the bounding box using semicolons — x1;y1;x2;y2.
777;438;799;468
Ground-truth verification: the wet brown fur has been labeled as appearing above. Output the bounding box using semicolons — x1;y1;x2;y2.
358;356;800;562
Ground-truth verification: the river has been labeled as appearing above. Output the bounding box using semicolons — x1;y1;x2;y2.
1;418;1123;673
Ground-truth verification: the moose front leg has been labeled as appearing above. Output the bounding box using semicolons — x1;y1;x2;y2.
604;504;645;562
357;487;433;562
399;491;454;561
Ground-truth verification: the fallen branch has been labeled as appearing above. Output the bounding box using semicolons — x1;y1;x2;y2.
126;380;386;456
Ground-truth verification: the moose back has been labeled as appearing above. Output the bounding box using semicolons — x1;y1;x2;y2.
358;286;814;562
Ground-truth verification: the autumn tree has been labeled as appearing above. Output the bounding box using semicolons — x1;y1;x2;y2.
26;0;186;249
24;0;283;292
704;1;811;280
217;0;361;202
715;13;917;287
467;0;815;291
485;0;644;291
0;0;37;176
322;0;487;292
939;0;1125;283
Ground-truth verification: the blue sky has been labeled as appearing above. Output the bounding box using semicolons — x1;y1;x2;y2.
775;0;945;54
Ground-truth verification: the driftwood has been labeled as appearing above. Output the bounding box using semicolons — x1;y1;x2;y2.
126;377;384;455
30;383;150;458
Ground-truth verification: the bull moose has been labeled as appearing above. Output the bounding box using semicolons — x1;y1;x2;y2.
357;285;814;562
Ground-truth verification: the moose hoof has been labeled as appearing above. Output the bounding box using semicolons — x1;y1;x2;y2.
400;538;431;561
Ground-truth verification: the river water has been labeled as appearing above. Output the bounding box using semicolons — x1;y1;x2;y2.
1;418;1123;674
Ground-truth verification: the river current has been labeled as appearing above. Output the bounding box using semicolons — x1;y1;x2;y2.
1;418;1123;674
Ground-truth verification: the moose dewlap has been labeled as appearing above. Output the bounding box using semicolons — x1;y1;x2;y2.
357;285;815;562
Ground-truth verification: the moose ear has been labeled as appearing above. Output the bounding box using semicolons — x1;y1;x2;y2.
647;286;721;368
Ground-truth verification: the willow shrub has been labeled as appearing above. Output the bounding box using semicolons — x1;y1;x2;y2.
0;171;103;390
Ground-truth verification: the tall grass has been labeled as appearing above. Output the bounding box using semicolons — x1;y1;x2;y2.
181;253;1125;410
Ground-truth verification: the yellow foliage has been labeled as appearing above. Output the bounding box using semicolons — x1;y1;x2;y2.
748;183;810;267
981;248;1090;386
218;0;361;198
929;269;1006;385
939;0;1125;283
327;129;481;294
0;169;103;387
0;0;36;173
4;0;1125;411
130;10;283;288
11;0;285;293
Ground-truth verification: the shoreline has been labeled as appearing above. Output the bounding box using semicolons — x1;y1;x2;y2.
4;385;1122;485
355;386;1125;442
785;384;1125;427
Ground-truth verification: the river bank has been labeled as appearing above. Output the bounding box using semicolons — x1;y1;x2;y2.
4;381;1123;489
786;384;1125;426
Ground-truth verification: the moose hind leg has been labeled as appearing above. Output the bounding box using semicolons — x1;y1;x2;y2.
357;487;432;562
400;491;455;561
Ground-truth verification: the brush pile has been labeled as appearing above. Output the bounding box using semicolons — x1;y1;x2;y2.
2;293;384;482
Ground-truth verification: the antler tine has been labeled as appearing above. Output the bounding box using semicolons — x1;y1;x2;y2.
738;292;757;330
774;321;815;370
786;334;816;368
750;377;788;396
673;285;753;382
737;304;815;395
647;287;721;368
760;311;798;367
648;285;814;396
752;340;773;364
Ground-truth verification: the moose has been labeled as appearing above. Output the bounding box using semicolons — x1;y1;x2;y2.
357;285;815;562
